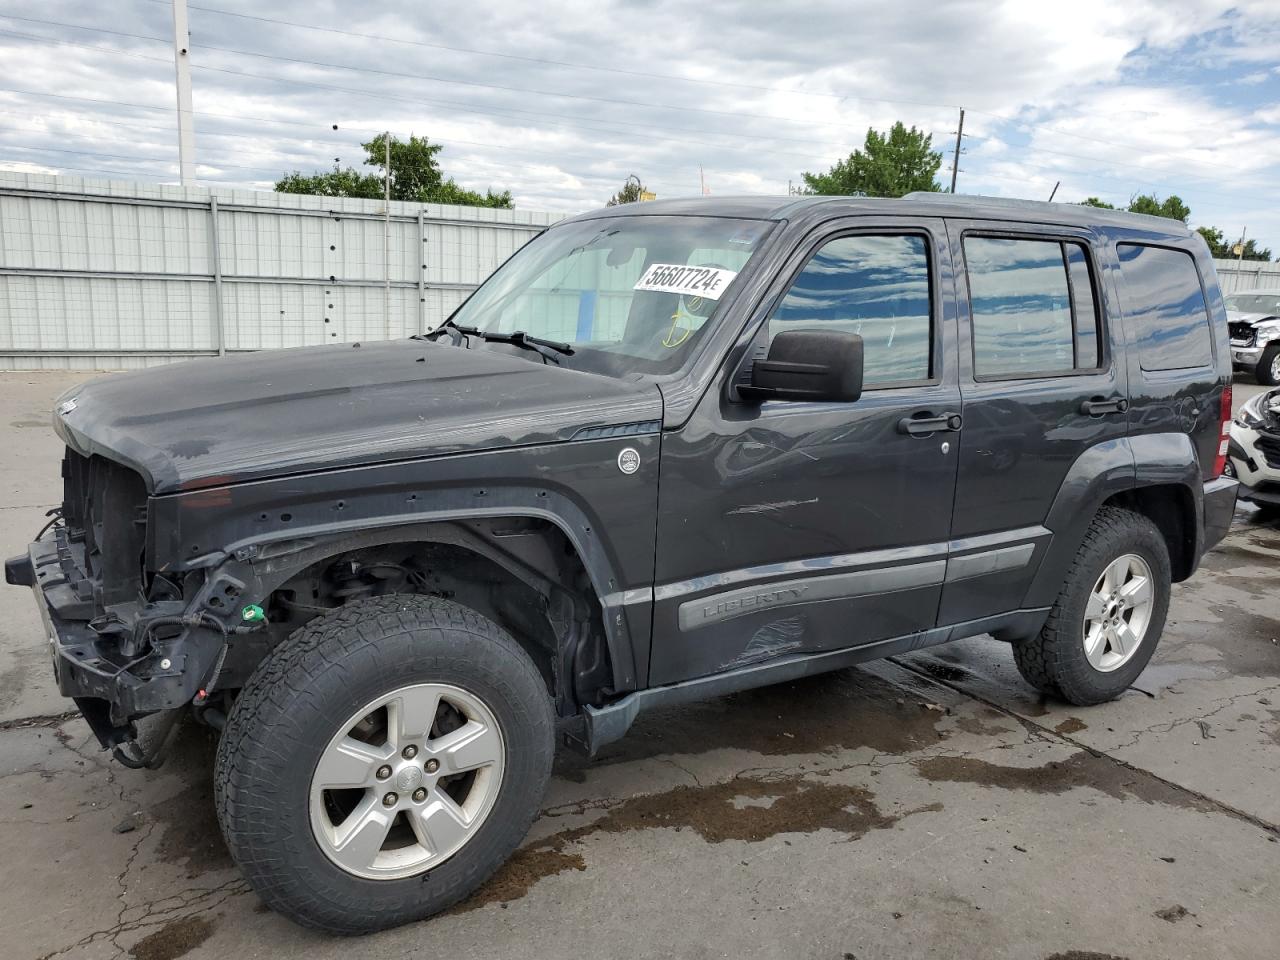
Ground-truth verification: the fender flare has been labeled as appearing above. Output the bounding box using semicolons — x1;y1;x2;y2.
151;482;647;694
1024;432;1203;609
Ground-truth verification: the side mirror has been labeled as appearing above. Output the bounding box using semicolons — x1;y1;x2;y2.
738;329;864;403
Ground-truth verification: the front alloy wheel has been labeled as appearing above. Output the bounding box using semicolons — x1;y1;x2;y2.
215;595;555;934
310;683;505;880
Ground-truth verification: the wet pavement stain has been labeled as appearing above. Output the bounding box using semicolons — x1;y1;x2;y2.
128;915;216;960
915;751;1217;813
1154;904;1191;923
456;773;939;913
152;780;233;875
148;728;233;876
450;848;587;913
1054;718;1088;735
556;668;950;780
1044;953;1129;960
954;715;1016;737
1164;604;1280;678
1265;710;1280;748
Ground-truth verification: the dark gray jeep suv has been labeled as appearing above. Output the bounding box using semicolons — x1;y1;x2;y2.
6;195;1238;932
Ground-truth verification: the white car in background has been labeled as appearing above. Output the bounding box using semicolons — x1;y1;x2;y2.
1227;288;1280;385
1227;386;1280;515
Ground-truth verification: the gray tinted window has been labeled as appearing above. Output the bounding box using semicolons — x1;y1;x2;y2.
1116;244;1212;370
966;237;1074;377
1066;245;1100;368
769;234;931;386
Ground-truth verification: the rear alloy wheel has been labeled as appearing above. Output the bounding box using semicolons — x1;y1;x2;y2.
1081;554;1155;673
215;595;554;934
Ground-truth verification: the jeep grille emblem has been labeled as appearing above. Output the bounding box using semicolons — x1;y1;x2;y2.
617;447;641;475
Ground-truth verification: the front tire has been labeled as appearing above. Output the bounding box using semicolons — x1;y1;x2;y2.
214;595;554;934
1256;343;1280;386
1012;506;1170;705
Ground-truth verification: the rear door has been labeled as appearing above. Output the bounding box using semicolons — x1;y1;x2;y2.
648;217;962;686
940;220;1128;626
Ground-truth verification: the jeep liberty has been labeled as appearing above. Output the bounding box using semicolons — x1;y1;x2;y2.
6;194;1238;932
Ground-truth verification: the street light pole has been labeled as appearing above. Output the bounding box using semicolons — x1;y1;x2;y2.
171;0;197;186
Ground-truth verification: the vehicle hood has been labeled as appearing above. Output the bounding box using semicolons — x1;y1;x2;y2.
53;340;664;494
1227;310;1279;326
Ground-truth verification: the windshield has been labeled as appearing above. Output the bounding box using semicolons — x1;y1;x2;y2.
445;215;772;377
1225;293;1280;315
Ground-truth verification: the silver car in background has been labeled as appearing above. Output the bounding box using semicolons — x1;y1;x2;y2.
1227;288;1280;385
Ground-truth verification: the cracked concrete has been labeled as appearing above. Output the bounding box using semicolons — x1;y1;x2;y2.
0;373;1277;960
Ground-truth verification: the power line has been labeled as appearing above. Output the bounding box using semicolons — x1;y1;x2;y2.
0;27;171;64
0;16;1261;188
0;85;847;170
132;0;960;112
0;16;940;142
0;15;1271;207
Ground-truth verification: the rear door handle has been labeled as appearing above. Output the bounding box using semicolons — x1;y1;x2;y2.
1080;397;1129;416
897;411;963;435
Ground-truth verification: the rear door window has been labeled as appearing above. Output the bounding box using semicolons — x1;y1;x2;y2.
1115;244;1213;371
963;236;1102;378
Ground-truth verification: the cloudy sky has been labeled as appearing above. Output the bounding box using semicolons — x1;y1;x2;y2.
1;1;1278;251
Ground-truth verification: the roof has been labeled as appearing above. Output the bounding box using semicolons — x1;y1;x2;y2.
561;193;1194;238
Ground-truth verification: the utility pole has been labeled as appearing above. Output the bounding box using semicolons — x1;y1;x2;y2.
384;131;392;339
949;107;965;194
171;0;197;186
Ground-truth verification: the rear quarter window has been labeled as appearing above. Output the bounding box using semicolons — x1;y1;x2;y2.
1116;244;1213;371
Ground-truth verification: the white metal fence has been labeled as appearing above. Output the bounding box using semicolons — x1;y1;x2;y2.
0;173;562;370
1213;258;1280;295
3;175;1277;371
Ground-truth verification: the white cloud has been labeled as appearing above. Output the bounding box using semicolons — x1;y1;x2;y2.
0;0;1276;248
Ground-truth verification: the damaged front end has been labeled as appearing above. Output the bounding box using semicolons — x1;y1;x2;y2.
4;450;253;764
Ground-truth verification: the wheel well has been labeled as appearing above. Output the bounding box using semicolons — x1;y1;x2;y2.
226;520;615;716
1103;484;1196;581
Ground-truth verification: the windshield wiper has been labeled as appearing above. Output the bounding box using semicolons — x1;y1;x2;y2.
413;317;479;345
473;329;575;364
413;321;572;363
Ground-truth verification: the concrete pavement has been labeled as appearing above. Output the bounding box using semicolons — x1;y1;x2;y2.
1;372;1276;960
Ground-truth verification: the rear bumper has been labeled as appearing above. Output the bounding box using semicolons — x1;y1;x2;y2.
1202;476;1238;551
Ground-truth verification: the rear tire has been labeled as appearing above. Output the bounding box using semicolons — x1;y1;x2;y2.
214;594;554;934
1012;506;1170;705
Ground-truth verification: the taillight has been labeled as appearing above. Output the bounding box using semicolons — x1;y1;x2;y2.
1213;384;1232;478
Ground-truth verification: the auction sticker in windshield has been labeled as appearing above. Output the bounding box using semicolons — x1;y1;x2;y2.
634;264;738;300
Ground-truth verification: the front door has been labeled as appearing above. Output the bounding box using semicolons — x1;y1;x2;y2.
648;218;962;686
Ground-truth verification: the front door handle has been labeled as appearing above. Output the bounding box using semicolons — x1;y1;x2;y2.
897;411;963;435
1080;396;1129;416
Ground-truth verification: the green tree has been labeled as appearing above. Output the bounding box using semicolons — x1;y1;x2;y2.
1080;197;1116;209
1195;225;1228;257
275;134;512;208
607;177;647;206
1126;193;1190;222
801;122;943;198
1198;227;1272;261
